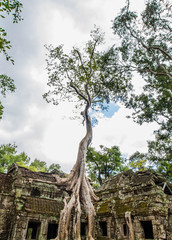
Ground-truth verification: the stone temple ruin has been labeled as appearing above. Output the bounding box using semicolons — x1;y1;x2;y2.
0;163;172;240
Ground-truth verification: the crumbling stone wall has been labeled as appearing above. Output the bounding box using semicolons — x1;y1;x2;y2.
0;172;15;240
0;164;65;240
0;166;172;240
96;170;172;240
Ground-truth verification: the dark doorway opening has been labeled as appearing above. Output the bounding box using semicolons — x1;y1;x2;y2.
123;223;129;237
141;221;154;239
31;188;41;197
81;222;87;236
99;221;107;236
26;221;40;239
47;223;58;239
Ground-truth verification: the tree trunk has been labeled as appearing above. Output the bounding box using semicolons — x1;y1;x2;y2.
125;211;135;240
54;102;98;240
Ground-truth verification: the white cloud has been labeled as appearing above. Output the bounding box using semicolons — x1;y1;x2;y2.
92;105;158;157
0;0;157;173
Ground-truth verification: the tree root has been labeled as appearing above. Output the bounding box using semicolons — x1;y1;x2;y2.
54;134;98;239
54;173;98;240
53;99;98;240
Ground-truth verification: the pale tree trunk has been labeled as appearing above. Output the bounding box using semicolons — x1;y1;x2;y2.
54;101;98;240
125;211;135;240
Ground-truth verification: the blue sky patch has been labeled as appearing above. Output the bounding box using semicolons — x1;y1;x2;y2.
90;102;120;126
101;102;120;118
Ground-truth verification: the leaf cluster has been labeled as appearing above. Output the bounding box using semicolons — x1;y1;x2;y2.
103;0;172;169
0;143;63;174
0;0;23;62
111;0;172;126
0;0;23;119
86;145;127;186
0;74;16;119
0;143;30;173
44;27;133;114
128;119;172;181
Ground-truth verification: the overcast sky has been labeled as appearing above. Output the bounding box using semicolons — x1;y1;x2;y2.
0;0;158;172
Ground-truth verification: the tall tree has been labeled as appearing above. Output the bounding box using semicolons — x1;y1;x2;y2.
0;0;23;119
44;27;131;240
86;145;126;186
146;121;172;180
128;148;172;182
0;143;63;174
0;143;30;173
104;0;172;164
29;159;48;172
128;151;149;172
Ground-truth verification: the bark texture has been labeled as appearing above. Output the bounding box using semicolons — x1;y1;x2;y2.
125;211;136;240
54;101;98;240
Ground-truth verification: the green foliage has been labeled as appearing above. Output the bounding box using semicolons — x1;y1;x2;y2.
147;121;172;181
111;0;172;125
0;74;16;118
48;163;61;172
0;0;23;62
44;26;132;115
29;159;48;172
106;0;172;169
0;74;16;97
0;101;4;118
129;151;149;172
0;74;16;119
0;143;63;174
129;133;172;181
86;145;127;187
0;143;30;173
0;0;23;119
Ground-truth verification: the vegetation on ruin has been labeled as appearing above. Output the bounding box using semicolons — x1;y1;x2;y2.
0;0;171;238
0;143;63;173
86;145;127;187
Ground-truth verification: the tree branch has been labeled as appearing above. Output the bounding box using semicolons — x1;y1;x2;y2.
147;46;172;60
74;49;88;76
139;67;172;80
70;82;89;104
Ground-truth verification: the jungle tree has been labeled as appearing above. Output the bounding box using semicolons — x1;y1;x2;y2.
0;143;30;173
43;27;132;240
86;145;126;186
108;0;172;164
0;143;64;173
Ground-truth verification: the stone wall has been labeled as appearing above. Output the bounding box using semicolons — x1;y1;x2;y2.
96;170;172;240
0;164;64;240
0;166;172;240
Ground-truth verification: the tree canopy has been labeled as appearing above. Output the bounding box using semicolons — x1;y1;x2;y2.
111;0;171;125
86;145;126;186
0;143;30;173
0;143;63;173
44;27;132;112
102;0;172;167
128;151;149;172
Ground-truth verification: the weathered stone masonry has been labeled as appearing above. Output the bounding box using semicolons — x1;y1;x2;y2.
0;164;172;240
0;164;64;240
96;170;172;240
